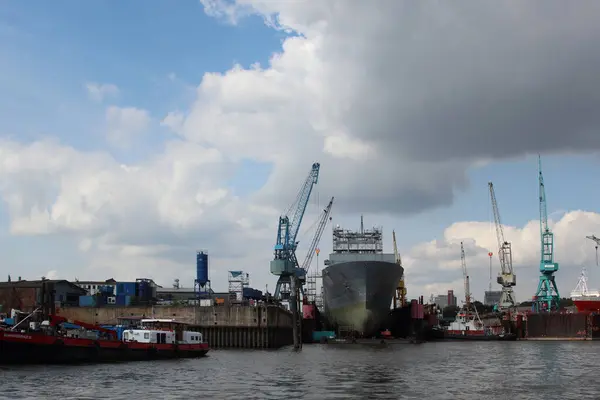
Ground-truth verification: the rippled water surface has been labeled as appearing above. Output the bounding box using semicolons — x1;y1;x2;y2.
1;341;598;399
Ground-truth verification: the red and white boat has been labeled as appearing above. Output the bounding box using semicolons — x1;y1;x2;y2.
571;268;600;312
0;311;209;364
443;306;516;341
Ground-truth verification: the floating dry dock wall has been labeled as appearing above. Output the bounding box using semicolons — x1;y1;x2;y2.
517;312;599;340
57;305;294;349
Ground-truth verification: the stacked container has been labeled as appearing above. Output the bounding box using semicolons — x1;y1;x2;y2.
79;295;96;307
116;282;136;296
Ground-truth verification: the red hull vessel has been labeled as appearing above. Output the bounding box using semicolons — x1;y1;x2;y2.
0;329;209;364
572;300;600;312
0;313;209;365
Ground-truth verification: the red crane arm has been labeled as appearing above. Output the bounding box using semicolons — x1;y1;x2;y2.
48;315;117;339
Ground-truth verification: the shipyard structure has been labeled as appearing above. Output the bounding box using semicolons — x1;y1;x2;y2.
322;218;404;336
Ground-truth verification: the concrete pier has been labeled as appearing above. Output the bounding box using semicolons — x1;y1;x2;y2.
56;304;294;349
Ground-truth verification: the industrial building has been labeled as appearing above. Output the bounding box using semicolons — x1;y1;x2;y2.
433;290;457;309
0;279;87;312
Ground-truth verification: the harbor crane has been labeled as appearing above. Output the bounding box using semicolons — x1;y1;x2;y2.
586;235;600;266
270;162;320;349
488;182;516;311
392;230;406;308
533;155;560;312
460;242;471;312
299;197;334;302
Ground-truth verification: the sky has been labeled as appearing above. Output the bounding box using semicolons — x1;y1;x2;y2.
1;0;600;305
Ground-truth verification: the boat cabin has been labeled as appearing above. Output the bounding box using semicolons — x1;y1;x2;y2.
449;311;484;332
121;318;203;344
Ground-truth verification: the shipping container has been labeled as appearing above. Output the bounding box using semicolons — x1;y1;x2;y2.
196;251;209;286
303;304;316;319
116;282;136;296
115;295;131;306
96;295;107;306
98;285;114;296
79;295;96;307
199;299;213;307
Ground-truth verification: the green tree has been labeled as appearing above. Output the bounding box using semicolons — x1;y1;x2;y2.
442;305;460;319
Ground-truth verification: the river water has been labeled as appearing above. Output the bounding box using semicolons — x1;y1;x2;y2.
0;341;596;399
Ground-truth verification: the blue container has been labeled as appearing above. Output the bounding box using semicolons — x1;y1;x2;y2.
79;295;96;307
116;282;136;296
98;285;114;296
3;318;14;325
137;280;149;300
196;251;209;286
116;295;125;306
115;295;131;306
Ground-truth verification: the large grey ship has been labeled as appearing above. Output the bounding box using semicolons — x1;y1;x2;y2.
322;217;404;336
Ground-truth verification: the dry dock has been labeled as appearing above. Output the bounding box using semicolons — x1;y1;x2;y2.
56;304;294;349
515;312;597;340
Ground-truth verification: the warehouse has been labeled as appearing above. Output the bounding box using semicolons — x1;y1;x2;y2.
0;279;87;312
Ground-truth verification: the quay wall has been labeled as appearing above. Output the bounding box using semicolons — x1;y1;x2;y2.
56;305;294;349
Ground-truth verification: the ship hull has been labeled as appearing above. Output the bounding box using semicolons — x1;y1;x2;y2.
442;332;517;341
322;260;404;336
0;330;209;365
572;299;600;312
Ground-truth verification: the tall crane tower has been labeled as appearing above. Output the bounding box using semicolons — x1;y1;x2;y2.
270;162;320;349
460;242;471;312
533;155;560;312
586;235;600;266
299;197;334;303
392;230;406;308
488;182;516;311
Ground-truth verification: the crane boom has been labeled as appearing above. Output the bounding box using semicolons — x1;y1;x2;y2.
586;235;600;266
460;242;470;311
271;163;320;280
300;197;334;273
392;230;406;308
488;182;516;311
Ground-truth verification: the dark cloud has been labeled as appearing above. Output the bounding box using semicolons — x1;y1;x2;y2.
228;0;600;215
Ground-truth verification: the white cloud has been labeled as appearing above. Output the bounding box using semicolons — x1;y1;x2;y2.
105;106;151;148
85;82;119;102
3;1;600;295
403;210;600;304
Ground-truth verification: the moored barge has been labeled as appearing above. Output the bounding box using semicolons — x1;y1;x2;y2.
0;312;209;364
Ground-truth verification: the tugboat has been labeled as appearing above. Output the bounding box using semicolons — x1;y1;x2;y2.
0;309;209;364
443;307;516;341
440;242;517;341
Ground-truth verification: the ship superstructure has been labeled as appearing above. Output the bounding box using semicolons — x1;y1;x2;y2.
322;217;403;336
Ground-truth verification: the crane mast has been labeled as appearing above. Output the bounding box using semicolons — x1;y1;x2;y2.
270;162;320;349
460;242;471;312
586;235;600;266
488;182;516;311
533;155;560;312
300;197;334;274
392;230;406;308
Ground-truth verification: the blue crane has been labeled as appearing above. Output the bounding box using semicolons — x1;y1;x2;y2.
533;155;560;312
271;162;320;300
